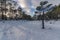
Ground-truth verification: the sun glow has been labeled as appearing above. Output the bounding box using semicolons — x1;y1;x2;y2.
20;4;25;8
18;0;26;8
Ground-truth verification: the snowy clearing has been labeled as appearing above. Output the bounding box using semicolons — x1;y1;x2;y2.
0;20;60;40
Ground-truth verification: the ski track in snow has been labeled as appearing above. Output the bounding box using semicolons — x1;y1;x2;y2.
0;20;60;40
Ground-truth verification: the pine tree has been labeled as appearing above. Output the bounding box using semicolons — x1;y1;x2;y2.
36;1;52;29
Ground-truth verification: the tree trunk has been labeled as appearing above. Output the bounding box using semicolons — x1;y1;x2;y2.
42;11;45;29
5;0;6;20
1;1;4;20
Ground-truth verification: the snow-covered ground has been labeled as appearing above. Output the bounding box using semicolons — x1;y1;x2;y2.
0;20;60;40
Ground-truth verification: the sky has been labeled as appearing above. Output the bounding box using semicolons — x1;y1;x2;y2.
17;0;60;16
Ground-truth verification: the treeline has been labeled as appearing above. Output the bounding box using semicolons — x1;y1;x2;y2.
33;4;60;20
45;5;60;20
0;0;32;20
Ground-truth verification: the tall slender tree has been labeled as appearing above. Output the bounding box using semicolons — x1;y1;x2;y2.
1;0;4;20
17;7;22;19
4;0;6;20
36;1;52;29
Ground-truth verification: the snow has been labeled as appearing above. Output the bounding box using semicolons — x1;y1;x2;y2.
0;20;60;40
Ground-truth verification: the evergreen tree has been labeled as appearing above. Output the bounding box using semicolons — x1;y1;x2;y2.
36;1;52;29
